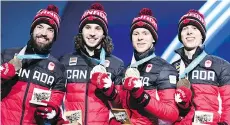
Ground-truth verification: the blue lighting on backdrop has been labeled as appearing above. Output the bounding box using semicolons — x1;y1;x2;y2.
2;1;229;65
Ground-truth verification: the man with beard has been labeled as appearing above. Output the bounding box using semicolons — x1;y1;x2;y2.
59;3;124;125
1;5;68;125
118;8;179;125
172;9;230;125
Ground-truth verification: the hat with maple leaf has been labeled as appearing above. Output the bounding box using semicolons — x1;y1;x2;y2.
79;3;108;36
130;8;158;43
30;5;61;41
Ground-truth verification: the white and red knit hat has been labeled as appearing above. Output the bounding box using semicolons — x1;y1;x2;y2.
30;5;61;40
79;3;108;36
178;9;206;43
130;8;158;43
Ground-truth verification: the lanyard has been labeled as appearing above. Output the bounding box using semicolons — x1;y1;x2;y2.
16;46;49;59
130;53;156;68
90;48;106;66
17;54;49;59
179;51;207;79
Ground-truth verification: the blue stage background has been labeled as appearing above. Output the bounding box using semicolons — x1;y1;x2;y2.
2;1;229;65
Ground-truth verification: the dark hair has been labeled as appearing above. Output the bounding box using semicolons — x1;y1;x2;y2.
74;33;114;55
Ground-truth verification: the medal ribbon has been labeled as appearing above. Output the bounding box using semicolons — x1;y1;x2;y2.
16;46;49;59
130;52;156;68
91;48;106;66
179;51;207;79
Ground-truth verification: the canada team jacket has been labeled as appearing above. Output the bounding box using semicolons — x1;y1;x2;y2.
118;48;179;125
172;47;230;124
59;50;124;125
1;47;66;125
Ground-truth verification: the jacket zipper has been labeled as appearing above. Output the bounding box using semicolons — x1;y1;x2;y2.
126;91;133;119
84;68;91;125
84;82;89;125
20;82;31;125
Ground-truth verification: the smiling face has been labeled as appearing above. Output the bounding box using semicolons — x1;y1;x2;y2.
181;25;203;50
32;23;54;50
82;24;104;48
132;28;154;53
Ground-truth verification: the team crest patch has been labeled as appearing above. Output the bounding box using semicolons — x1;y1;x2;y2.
48;62;55;71
146;64;152;73
104;60;110;67
69;57;78;66
205;60;212;68
169;75;177;84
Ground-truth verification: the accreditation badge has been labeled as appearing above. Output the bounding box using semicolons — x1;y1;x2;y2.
29;88;51;106
194;110;213;124
64;110;82;125
111;108;132;125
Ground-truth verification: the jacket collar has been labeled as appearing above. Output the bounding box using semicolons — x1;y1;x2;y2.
175;46;204;65
134;46;155;61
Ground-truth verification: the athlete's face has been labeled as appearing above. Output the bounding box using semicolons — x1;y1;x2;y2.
132;28;154;53
32;23;54;49
181;25;203;50
82;24;104;48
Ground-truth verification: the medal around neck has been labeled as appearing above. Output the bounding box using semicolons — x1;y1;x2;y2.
177;78;191;89
125;68;140;79
90;65;107;78
92;65;107;73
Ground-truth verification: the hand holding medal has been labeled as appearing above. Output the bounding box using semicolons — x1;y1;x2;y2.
175;78;192;109
124;67;140;79
8;56;22;71
90;48;116;100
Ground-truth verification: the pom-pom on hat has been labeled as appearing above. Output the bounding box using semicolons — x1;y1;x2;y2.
130;8;158;43
79;3;108;36
178;9;206;43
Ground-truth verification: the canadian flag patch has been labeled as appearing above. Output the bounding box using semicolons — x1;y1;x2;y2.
146;64;152;72
205;60;212;68
48;62;55;71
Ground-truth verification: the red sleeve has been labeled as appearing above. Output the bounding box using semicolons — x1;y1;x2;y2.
218;59;230;124
47;90;65;124
109;85;123;108
49;90;65;106
174;106;195;125
144;89;179;122
1;63;16;81
219;84;230;124
109;117;122;125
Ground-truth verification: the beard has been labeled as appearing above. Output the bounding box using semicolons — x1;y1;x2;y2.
28;35;53;54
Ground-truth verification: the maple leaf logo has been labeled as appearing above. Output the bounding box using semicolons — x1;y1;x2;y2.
133;79;142;88
137;21;144;26
103;77;112;88
175;93;182;103
0;66;5;71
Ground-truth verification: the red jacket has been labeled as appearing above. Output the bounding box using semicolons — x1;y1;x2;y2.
119;48;179;125
120;89;178;125
173;47;230;124
1;48;66;125
59;51;124;125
